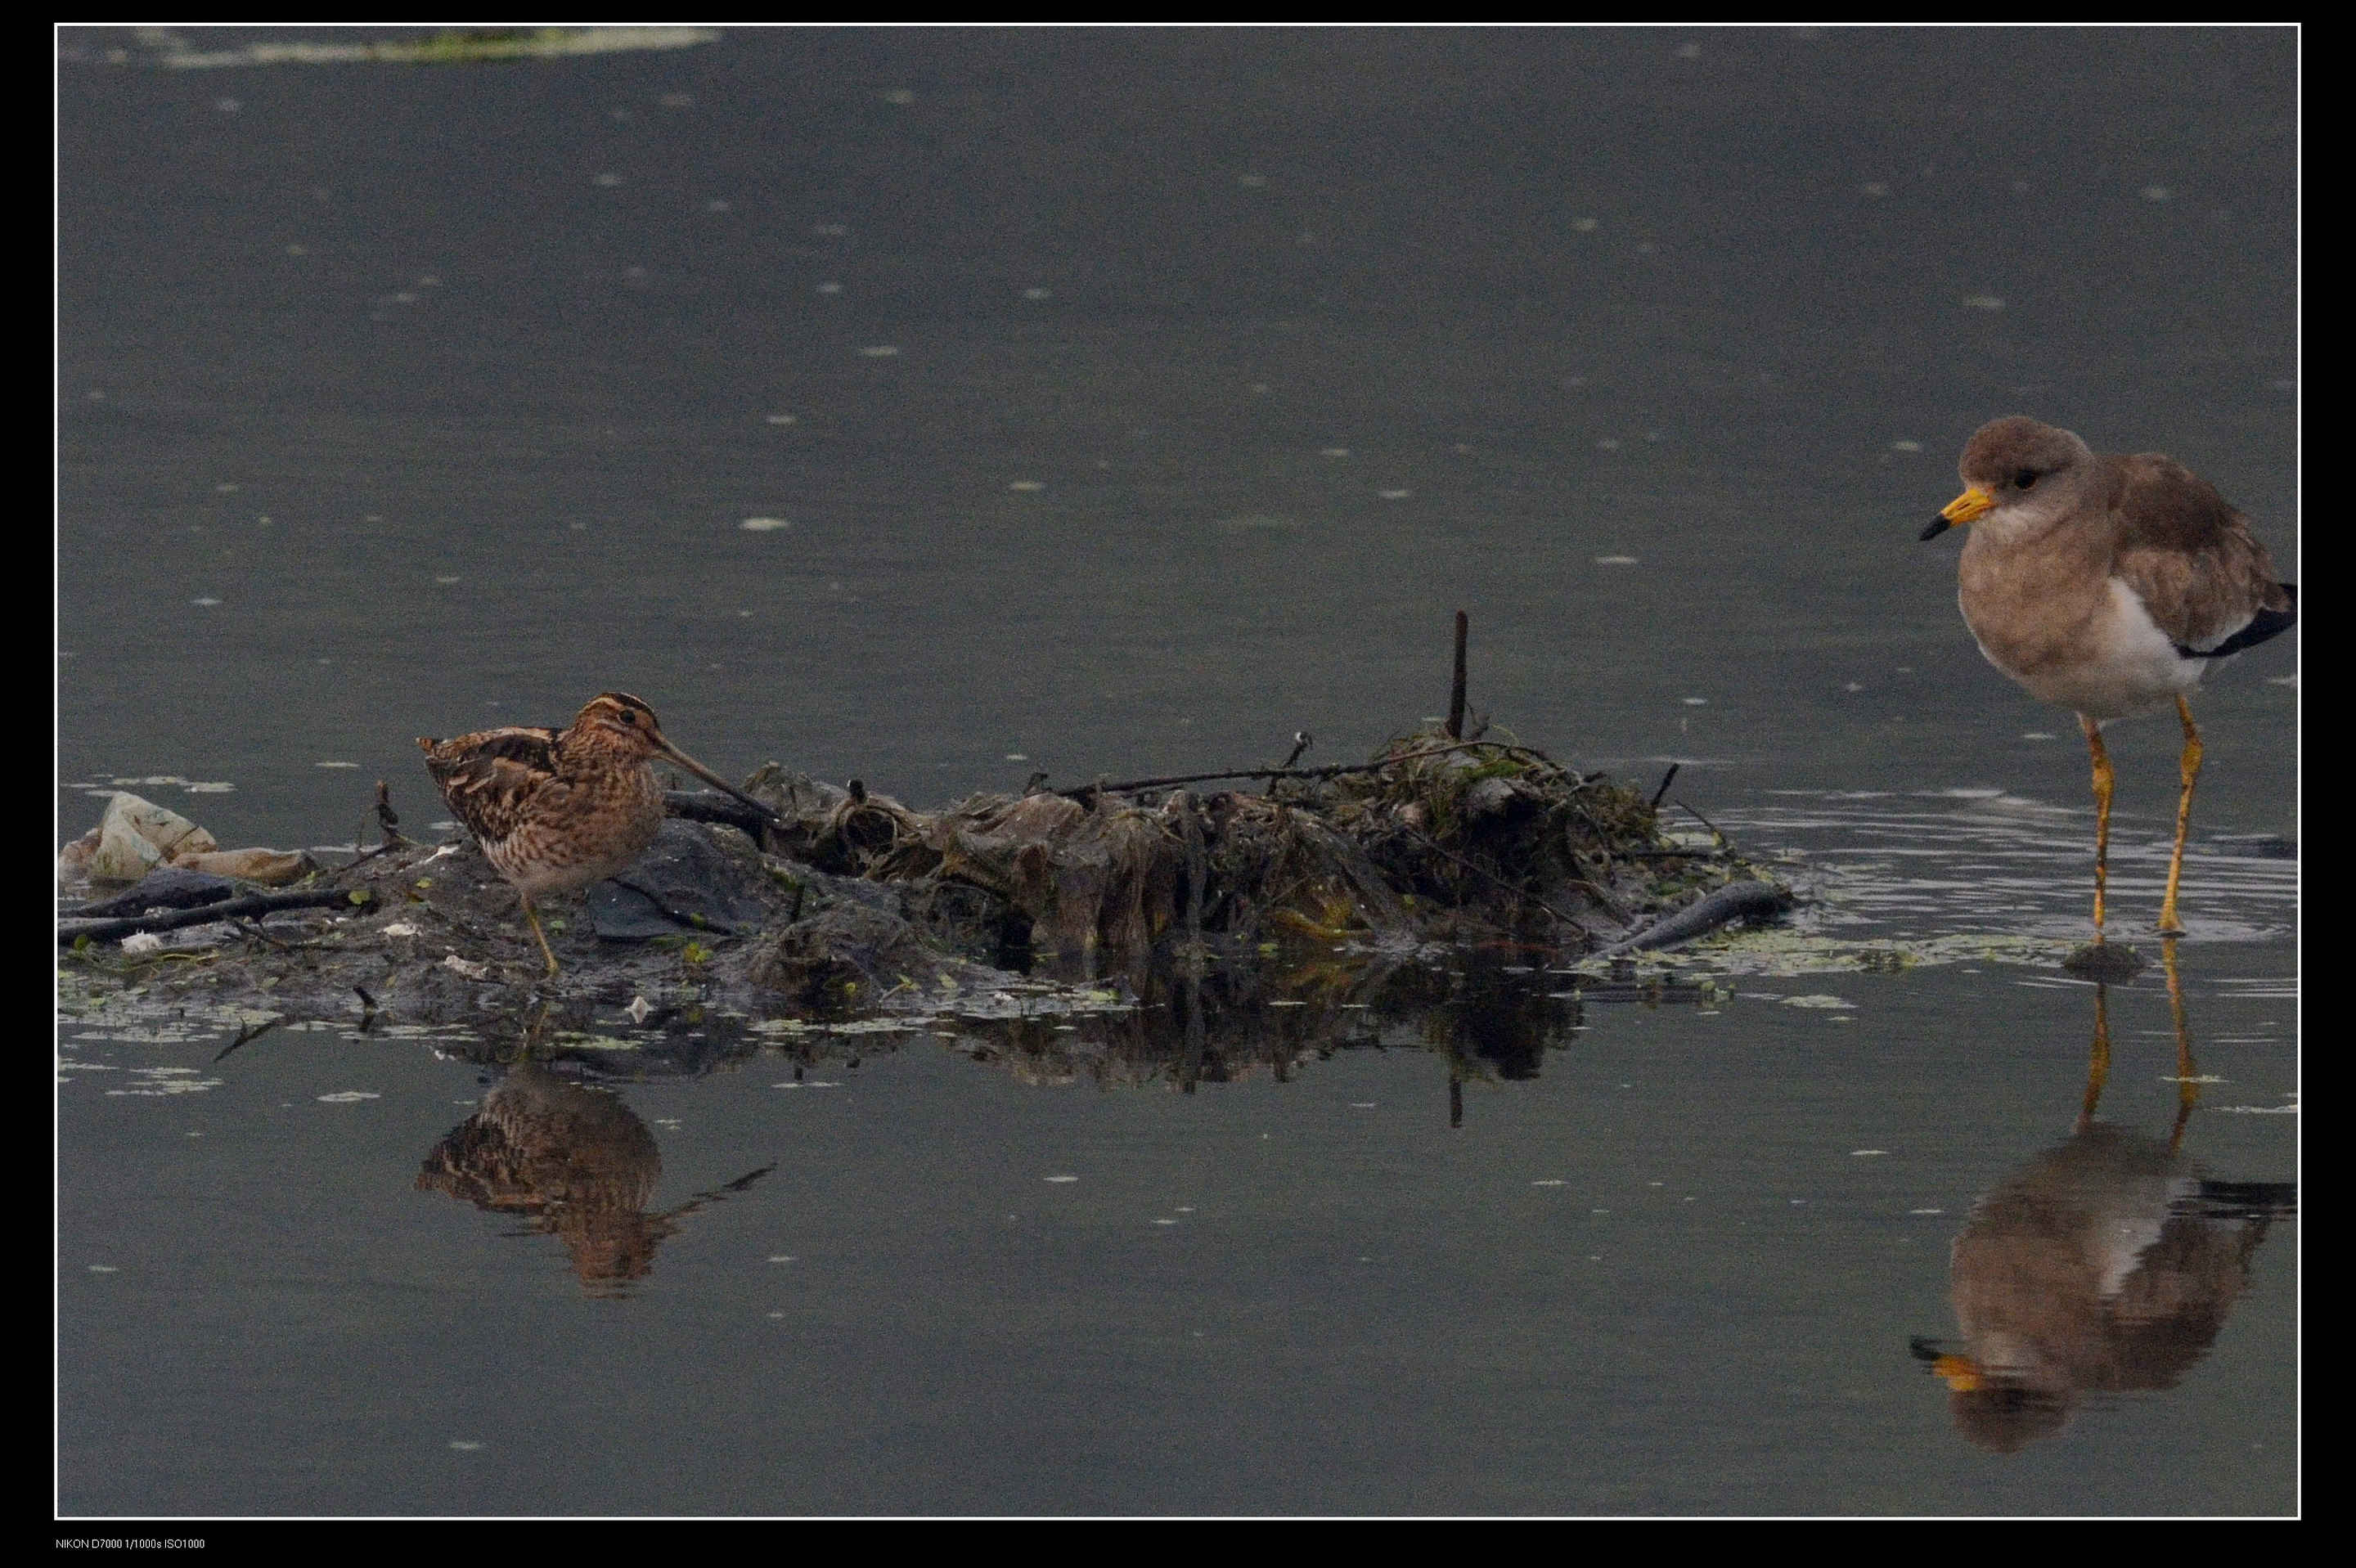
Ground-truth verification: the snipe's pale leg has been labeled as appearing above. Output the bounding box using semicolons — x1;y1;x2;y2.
521;894;561;977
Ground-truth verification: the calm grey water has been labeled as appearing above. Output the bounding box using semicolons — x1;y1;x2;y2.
57;26;2296;1516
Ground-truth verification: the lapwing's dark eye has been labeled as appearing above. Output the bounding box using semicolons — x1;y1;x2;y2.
2015;469;2039;489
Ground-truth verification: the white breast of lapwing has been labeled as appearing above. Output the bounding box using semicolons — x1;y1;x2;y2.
1973;574;2210;723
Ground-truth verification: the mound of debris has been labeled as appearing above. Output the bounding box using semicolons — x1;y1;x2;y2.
59;721;1780;1027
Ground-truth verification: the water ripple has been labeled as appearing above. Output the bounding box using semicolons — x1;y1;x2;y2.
1720;793;2297;947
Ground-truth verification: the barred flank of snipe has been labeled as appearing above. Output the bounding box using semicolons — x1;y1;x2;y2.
418;690;775;910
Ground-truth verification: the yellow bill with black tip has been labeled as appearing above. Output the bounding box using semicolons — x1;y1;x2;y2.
1921;484;1996;541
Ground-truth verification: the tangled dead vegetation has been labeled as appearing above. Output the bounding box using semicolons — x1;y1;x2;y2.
718;723;1707;968
61;706;1777;1030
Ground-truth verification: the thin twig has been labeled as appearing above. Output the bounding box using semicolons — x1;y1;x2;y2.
374;780;412;847
1615;846;1736;860
212;1014;286;1063
344;781;416;869
1408;829;1579;928
1267;732;1312;797
1446;610;1468;740
237;916;292;952
343;839;412;871
1672;798;1727;844
1055;740;1558;799
1567;847;1634;925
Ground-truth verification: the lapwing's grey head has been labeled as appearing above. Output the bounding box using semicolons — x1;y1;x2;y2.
1922;417;2096;541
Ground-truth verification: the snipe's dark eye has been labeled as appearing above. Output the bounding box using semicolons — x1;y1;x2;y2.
618;708;637;725
2014;468;2039;489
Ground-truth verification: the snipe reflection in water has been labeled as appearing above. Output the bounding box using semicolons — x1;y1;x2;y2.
416;1060;775;1296
1913;944;2296;1452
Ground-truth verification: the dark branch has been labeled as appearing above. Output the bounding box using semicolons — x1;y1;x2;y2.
61;887;378;945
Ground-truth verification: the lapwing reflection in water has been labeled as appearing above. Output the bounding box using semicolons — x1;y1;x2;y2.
1912;946;2295;1451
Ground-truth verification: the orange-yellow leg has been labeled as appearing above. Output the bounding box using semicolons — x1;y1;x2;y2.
2076;982;2112;1132
2161;936;2199;1150
2157;695;2203;935
2079;715;2115;933
520;893;562;977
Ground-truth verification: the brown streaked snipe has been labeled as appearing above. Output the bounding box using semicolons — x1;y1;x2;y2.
419;691;780;975
1921;417;2295;937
